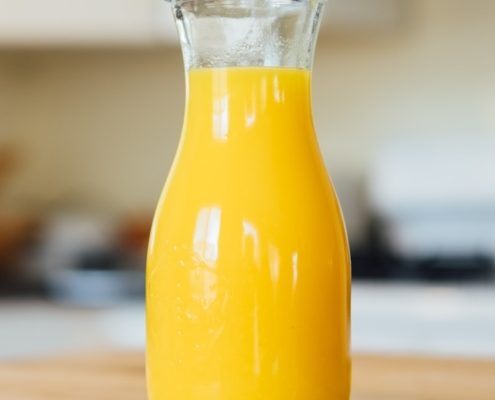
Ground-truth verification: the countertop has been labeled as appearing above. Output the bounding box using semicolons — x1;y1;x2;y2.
2;282;495;360
0;352;494;400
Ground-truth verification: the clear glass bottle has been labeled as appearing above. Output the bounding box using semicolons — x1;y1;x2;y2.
146;0;351;398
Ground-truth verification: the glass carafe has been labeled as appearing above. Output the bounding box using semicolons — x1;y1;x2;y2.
146;0;351;398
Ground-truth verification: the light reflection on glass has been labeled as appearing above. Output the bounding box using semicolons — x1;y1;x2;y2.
269;245;280;284
244;101;256;128
242;220;260;266
273;75;281;103
260;76;268;112
213;94;229;140
191;207;222;310
212;73;229;141
291;251;299;291
244;85;258;129
193;207;222;267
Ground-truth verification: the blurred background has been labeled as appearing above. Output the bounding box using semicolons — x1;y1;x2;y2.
0;0;494;360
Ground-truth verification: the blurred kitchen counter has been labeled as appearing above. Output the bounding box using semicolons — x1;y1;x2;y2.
0;299;145;359
0;282;495;359
0;351;494;400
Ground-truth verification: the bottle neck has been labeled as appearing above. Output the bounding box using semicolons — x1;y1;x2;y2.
181;67;314;146
172;0;325;70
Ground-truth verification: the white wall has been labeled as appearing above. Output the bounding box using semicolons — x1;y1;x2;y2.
0;50;184;214
1;0;494;241
314;0;495;177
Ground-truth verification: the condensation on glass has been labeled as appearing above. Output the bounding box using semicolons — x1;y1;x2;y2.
171;0;326;69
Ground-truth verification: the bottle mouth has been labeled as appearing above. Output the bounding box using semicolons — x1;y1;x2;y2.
169;0;326;16
169;0;326;5
171;0;326;70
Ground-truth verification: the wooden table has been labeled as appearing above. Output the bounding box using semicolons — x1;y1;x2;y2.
1;352;494;400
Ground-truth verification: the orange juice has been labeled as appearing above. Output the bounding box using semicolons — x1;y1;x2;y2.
147;68;350;399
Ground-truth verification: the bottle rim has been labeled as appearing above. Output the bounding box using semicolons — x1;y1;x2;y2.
168;0;326;4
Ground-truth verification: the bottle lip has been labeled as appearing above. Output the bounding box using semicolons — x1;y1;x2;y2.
168;0;326;4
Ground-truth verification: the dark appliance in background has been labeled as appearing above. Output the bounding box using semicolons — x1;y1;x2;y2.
355;135;495;281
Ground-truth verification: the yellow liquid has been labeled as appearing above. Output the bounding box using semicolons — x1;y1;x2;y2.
147;68;351;399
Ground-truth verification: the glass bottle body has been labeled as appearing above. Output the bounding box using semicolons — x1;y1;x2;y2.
147;1;351;399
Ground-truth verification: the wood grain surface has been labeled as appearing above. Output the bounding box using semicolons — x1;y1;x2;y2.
0;352;494;400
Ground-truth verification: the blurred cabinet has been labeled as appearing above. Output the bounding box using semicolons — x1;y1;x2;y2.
0;0;177;47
